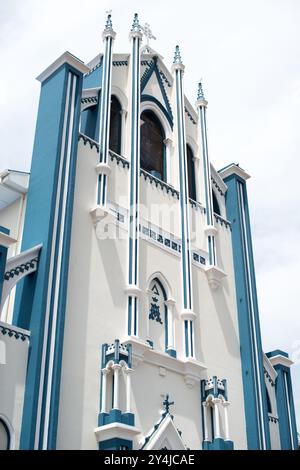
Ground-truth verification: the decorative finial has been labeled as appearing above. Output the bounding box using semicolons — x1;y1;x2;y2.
105;10;113;30
131;13;141;32
162;394;174;416
197;80;205;100
173;45;182;64
141;22;156;47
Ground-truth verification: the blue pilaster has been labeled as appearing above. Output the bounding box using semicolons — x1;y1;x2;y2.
222;166;271;449
172;46;195;358
196;82;217;266
13;53;87;449
97;14;116;207
127;14;142;337
266;350;298;449
0;227;10;302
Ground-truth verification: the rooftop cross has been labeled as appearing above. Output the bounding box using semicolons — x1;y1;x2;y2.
141;22;157;47
162;394;174;416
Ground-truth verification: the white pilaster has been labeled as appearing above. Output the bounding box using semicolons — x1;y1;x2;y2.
97;14;116;207
223;401;230;441
172;46;195;359
101;369;109;413
120;109;127;156
165;299;175;350
125;369;132;413
112;364;121;409
213;398;221;439
203;403;209;441
196;82;217;266
163;138;173;185
126;14;143;337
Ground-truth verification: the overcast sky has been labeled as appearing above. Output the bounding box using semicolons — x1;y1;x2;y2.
1;0;299;432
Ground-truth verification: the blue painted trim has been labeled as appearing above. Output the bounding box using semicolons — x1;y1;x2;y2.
98;410;135;427
266;349;289;359
0;226;10;235
99;437;133;450
0;244;8;302
14;62;84;449
273;364;298;449
166;348;177;358
202;438;234;450
223;174;271;450
141;94;173;130
184;320;189;357
141;58;173;126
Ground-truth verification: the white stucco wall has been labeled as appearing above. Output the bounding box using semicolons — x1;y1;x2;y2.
0;322;29;449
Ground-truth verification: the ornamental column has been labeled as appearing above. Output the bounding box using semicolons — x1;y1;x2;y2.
126;14;142;337
196;82;217;266
97;14;116;208
172;46;195;358
223;401;230;441
213;398;221;439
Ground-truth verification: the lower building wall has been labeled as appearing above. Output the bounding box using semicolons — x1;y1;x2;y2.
0;321;29;449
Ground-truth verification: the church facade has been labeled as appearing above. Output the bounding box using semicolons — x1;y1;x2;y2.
0;14;298;450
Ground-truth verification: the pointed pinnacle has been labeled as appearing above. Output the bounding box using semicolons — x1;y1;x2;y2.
173;45;182;64
131;13;141;32
197;81;205;100
105;13;113;31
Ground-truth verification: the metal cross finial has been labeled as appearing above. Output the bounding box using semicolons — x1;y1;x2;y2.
173;45;182;64
197;80;205;100
162;394;174;415
131;13;141;32
105;10;113;30
141;22;156;47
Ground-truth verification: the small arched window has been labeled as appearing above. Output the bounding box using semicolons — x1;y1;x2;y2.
212;190;221;215
266;387;272;414
0;418;11;450
186;145;196;201
148;278;167;352
140;111;165;181
109;95;122;154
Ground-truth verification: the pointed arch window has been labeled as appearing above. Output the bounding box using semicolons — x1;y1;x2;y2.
0;418;11;450
186;144;196;201
266;387;272;414
212;190;221;216
140;110;166;181
147;277;176;357
109;95;122;155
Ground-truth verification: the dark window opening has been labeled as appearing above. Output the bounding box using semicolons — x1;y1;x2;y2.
187;145;196;201
266;387;272;414
140;110;165;181
212;191;221;215
109;95;122;155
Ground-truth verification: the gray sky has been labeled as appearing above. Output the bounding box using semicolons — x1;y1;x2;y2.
1;0;299;432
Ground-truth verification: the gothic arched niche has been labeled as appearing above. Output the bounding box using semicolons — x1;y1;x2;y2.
109;95;122;154
148;278;167;352
186;144;196;201
212;190;221;215
140;110;165;181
